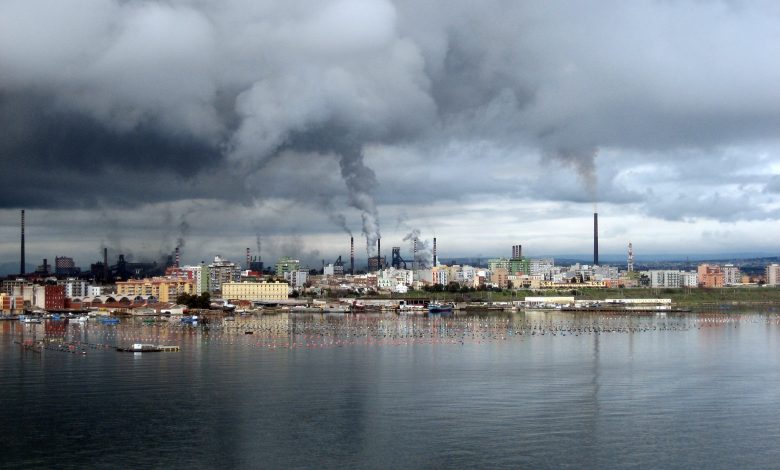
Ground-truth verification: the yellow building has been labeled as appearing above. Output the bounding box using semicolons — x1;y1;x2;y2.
221;281;289;301
115;277;196;302
539;281;607;289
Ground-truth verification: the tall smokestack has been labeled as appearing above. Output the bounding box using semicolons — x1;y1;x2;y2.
20;210;25;275
433;237;437;267
377;238;381;271
350;237;355;275
413;238;417;271
175;246;181;268
246;247;251;270
593;212;599;266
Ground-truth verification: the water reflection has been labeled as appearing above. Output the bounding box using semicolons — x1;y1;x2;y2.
2;311;780;468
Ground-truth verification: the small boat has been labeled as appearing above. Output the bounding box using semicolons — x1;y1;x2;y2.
181;315;198;324
72;316;89;323
428;302;454;314
19;315;42;324
100;317;120;324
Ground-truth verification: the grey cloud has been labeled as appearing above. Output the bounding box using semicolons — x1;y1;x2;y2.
766;176;780;194
1;0;779;259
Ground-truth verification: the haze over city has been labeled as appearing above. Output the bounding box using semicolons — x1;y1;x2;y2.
1;0;779;267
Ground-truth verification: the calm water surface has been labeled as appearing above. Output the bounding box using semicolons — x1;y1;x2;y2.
2;311;780;469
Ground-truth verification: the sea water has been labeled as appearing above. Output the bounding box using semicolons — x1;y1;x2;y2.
2;311;780;469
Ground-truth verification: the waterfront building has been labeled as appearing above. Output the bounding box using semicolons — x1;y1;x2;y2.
0;293;23;313
766;264;780;287
2;279;34;295
0;293;11;312
682;271;698;287
723;264;741;286
87;285;104;297
221;281;288;301
58;278;88;298
698;264;725;288
539;280;607;288
32;285;65;310
647;270;685;288
12;284;35;303
116;277;196;302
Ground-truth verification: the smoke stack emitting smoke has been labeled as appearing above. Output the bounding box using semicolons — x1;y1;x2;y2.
433;237;437;267
20;210;25;275
413;238;417;271
594;212;599;266
350;236;354;275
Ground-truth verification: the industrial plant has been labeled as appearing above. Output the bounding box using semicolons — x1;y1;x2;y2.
1;208;777;317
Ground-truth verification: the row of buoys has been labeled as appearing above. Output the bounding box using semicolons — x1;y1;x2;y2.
12;312;780;354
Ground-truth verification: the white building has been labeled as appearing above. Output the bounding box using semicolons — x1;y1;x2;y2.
284;270;309;289
723;264;741;286
87;285;105;297
378;268;413;289
529;258;556;277
593;265;620;281
767;264;780;287
323;264;337;277
58;278;88;298
645;270;697;288
682;271;698;287
647;270;684;288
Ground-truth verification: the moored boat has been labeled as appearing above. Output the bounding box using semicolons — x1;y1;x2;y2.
19;315;42;324
428;302;454;314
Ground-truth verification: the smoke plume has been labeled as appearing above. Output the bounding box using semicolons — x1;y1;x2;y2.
403;229;432;269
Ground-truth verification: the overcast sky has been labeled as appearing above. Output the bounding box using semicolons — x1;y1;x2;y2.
1;0;779;269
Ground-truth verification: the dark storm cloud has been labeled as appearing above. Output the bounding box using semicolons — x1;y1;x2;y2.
0;91;233;208
1;0;779;232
